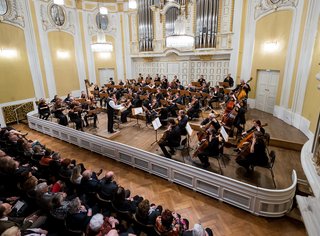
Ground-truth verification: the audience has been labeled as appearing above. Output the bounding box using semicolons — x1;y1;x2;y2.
0;125;214;235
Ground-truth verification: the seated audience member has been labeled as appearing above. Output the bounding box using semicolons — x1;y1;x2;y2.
66;197;92;231
34;182;56;211
155;209;180;236
113;187;142;213
86;213;119;236
99;171;119;200
1;226;48;236
50;192;70;220
183;223;213;236
135;199;150;224
80;170;101;194
148;204;162;225
0;202;46;234
70;164;83;185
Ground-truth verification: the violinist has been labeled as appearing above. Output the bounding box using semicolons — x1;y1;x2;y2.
38;98;51;120
142;98;157;124
208;86;221;109
154;74;161;82
52;98;68;126
236;131;268;172
83;100;98;128
187;95;200;120
200;111;221;132
161;75;168;89
177;110;188;136
158;119;181;159
120;98;132;123
194;128;220;169
68;103;83;131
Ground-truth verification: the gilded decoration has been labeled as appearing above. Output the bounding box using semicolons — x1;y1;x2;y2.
2;102;34;124
254;0;298;20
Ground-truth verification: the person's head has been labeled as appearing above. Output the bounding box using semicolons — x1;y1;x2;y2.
1;226;21;236
137;199;150;217
0;203;12;218
82;170;93;180
89;213;104;232
22;175;38;192
179;110;185;116
71;164;82;179
240;79;245;84
193;223;206;236
105;171;114;182
61;158;71;168
35;182;49;195
51;192;66;208
161;209;173;229
253;120;261;127
115;187;126;201
168;119;176;126
68;197;82;214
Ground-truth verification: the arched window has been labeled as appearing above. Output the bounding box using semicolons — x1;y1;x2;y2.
0;0;8;16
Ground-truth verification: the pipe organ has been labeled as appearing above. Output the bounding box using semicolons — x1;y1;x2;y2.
195;0;219;48
165;6;180;36
138;0;154;51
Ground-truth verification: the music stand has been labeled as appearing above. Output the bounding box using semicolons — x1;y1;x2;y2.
151;117;162;146
219;126;231;164
132;107;143;127
184;122;194;153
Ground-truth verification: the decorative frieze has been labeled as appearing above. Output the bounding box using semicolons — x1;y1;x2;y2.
255;0;298;19
0;0;25;28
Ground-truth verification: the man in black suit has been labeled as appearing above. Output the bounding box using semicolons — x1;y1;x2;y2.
223;73;234;87
99;171;118;200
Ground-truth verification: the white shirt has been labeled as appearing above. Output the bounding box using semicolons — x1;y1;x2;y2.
108;99;123;110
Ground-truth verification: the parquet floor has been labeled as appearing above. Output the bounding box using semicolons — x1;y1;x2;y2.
14;119;307;236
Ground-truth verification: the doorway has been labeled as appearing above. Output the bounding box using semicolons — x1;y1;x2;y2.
255;70;279;114
98;68;115;86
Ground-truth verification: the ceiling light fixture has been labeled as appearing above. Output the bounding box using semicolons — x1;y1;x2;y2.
99;7;108;15
129;0;137;9
166;15;194;49
91;32;113;52
53;0;64;6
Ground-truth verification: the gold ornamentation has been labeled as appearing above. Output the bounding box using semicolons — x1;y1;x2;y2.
2;102;34;124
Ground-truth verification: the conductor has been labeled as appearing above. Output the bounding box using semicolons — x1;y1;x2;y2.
106;93;123;133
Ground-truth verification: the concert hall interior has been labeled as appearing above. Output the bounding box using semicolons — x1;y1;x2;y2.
1;0;320;235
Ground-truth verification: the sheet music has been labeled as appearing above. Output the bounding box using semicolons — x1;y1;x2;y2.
186;122;193;136
152;118;162;131
13;200;25;211
220;126;229;142
132;107;143;115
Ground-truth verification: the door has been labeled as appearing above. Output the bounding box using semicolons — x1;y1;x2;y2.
98;68;115;86
255;70;279;114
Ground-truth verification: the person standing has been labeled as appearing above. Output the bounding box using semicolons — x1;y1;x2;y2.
223;73;234;88
106;93;123;133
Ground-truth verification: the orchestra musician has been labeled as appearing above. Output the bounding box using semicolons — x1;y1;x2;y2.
52;98;68;126
233;79;251;99
200;111;221;132
187;95;200;120
38;98;51;120
197;75;206;86
236;131;268;172
223;73;234;88
177;110;188;136
158;119;181;159
194;128;220;169
120;98;132;123
83;99;98;128
232;100;246;136
68;104;84;131
106;93;123;133
80;91;87;99
243;119;265;135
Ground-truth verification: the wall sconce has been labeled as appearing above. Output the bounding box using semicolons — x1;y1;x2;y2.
263;41;279;53
56;50;70;59
0;48;18;58
99;52;112;59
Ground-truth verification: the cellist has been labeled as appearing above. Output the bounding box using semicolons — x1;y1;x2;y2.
194;127;220;169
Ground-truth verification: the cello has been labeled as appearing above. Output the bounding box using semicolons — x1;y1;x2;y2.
237;123;268;149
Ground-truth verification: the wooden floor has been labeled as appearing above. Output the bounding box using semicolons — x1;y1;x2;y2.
14;120;307;236
84;108;308;190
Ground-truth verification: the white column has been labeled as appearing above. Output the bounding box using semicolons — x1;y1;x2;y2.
24;0;46;99
123;8;132;79
240;0;256;82
34;1;57;99
228;0;243;80
115;13;125;82
292;0;320;124
74;8;86;91
279;0;304;108
82;11;97;84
